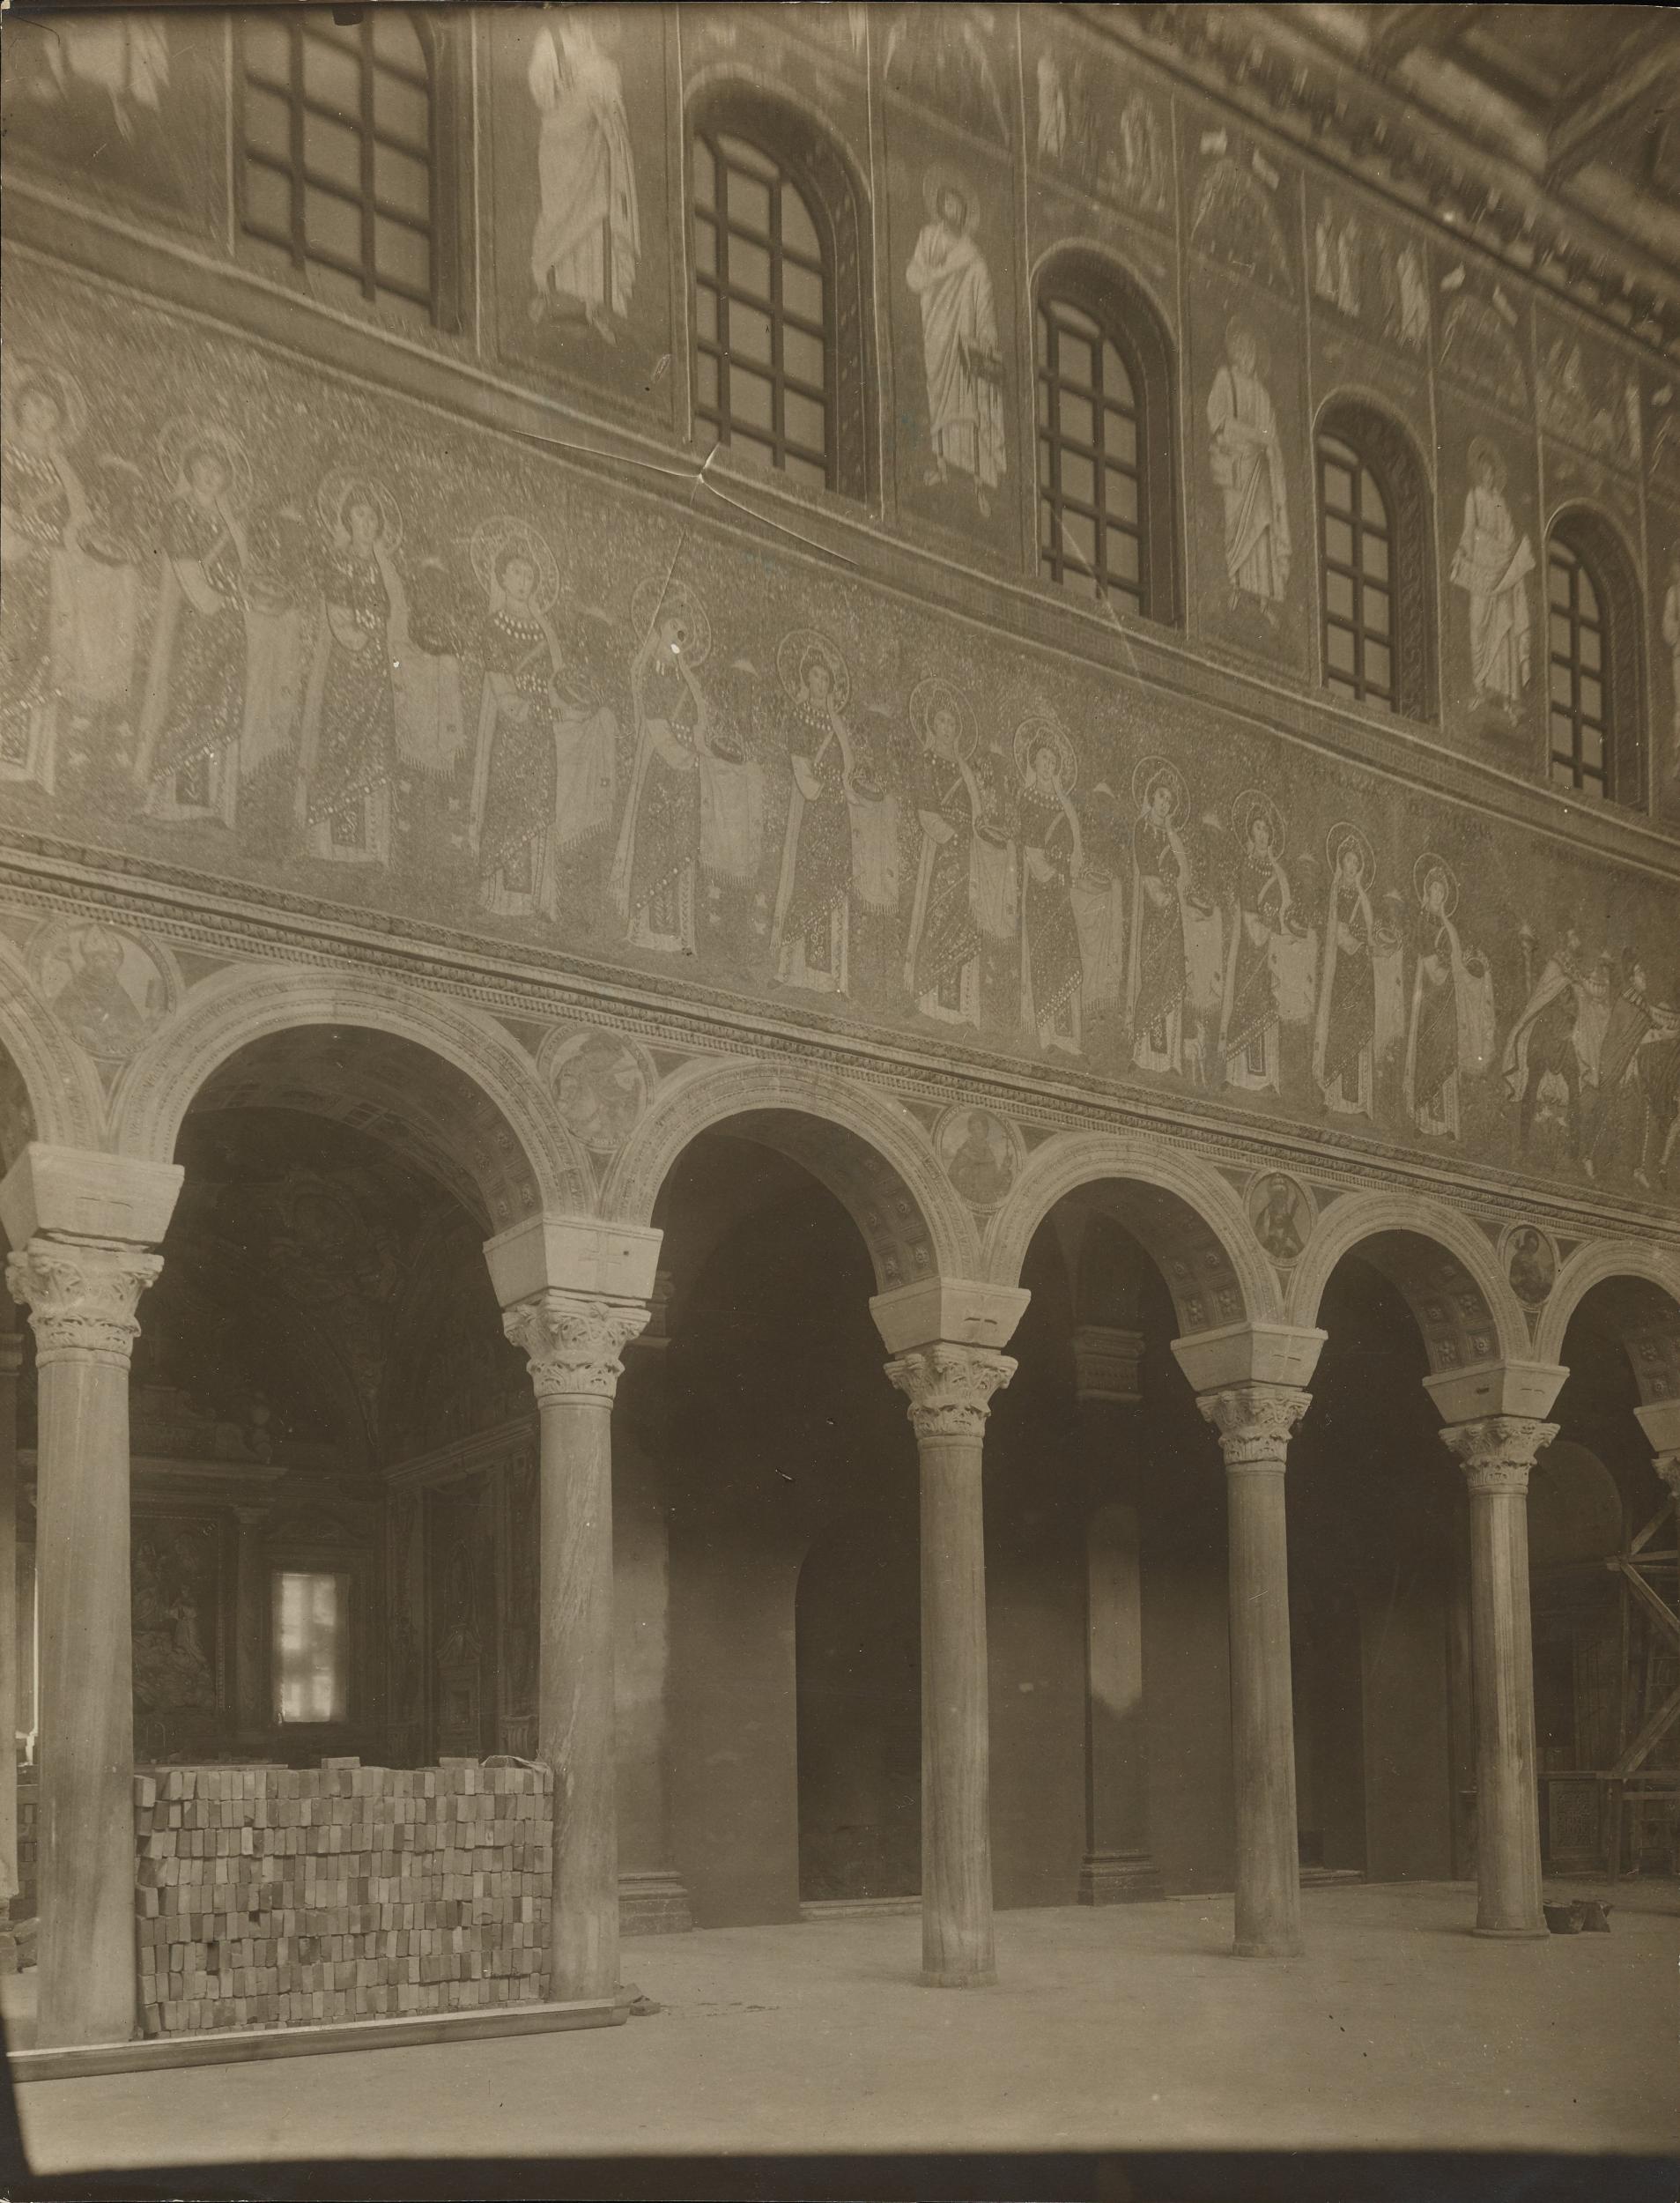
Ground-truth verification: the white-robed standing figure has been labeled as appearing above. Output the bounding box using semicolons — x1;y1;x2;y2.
1450;435;1533;717
1404;854;1496;1139
1208;317;1291;613
906;168;1006;516
1312;824;1404;1118
527;16;640;340
611;578;716;956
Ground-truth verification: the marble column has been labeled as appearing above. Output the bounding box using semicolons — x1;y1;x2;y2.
0;1323;19;1916
1070;1326;1160;1904
872;1277;1028;1991
1;1143;181;2049
1173;1322;1324;1960
485;1214;661;2007
1427;1360;1565;1941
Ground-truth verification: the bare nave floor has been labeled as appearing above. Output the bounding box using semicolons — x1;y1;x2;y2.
8;1880;1676;2174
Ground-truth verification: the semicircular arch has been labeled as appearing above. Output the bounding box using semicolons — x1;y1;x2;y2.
0;932;107;1154
110;966;588;1232
1285;1188;1528;1369
1535;1238;1680;1383
981;1130;1278;1336
600;1055;978;1291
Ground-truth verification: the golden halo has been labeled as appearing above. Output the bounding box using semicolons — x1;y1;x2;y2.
1467;434;1507;492
1132;753;1186;821
156;415;254;512
1326;821;1375;884
1013;715;1078;794
316;469;404;553
471;515;560;613
777;627;850;709
1414;850;1459;916
1232;786;1286;857
4;358;87;448
632;575;712;667
909;677;977;760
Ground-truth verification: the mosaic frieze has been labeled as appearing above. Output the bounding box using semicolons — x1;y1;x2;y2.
4;270;1680;1214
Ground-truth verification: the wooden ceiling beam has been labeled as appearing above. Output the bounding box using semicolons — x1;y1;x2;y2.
1366;4;1483;70
1547;28;1680;185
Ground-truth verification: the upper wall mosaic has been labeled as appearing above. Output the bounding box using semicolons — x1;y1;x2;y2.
3;267;1678;1214
5;6;1680;832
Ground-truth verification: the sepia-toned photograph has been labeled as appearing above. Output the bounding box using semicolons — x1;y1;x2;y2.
0;4;1676;2198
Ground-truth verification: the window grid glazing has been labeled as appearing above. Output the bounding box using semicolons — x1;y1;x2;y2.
1548;539;1609;797
692;130;834;490
1036;296;1146;614
1318;434;1395;708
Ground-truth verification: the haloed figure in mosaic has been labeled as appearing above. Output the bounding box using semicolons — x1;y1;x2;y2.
903;678;986;1025
296;473;406;866
133;418;254;825
611;578;714;955
470;516;618;921
1220;790;1294;1095
526;14;640;340
1451;435;1534;720
1128;758;1192;1077
1016;717;1085;1057
772;631;859;995
0;365;96;795
907;167;1006;517
1404;854;1496;1139
1313;823;1402;1119
1208;316;1290;619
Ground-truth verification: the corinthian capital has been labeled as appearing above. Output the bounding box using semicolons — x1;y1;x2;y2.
1653;1453;1680;1507
502;1289;650;1404
885;1342;1016;1441
1439;1415;1558;1495
1195;1383;1312;1471
6;1236;163;1369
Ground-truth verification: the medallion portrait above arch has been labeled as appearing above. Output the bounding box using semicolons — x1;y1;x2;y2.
0;8;226;242
1500;1220;1558;1313
934;1102;1025;1218
537;1024;657;1165
484;6;679;432
878;16;1025;566
1244;1168;1316;1272
28;916;180;1070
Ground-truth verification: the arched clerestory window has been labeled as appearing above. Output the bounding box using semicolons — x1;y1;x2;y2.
1315;398;1436;721
688;91;873;501
238;8;458;330
1546;512;1643;805
1034;253;1179;626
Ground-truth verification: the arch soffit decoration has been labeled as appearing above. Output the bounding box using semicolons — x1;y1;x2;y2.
1284;1189;1528;1372
1030;239;1178;357
600;1055;978;1292
0;932;107;1154
981;1131;1278;1337
108;968;588;1234
1535;1242;1680;1402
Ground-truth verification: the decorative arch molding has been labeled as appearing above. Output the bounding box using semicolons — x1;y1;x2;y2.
1535;1241;1680;1399
1314;389;1438;723
109;966;588;1230
980;1130;1278;1337
0;934;106;1155
600;1055;976;1292
1284;1189;1528;1370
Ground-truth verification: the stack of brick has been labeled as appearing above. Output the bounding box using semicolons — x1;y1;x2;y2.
133;1757;552;2037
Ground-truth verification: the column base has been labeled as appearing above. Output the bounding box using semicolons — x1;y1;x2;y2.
618;1869;693;1936
1471;1923;1550;1940
919;1968;997;1989
1077;1849;1164;1905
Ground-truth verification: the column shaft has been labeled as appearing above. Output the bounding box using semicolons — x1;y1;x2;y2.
503;1287;649;2006
918;1428;993;1986
885;1340;1014;1989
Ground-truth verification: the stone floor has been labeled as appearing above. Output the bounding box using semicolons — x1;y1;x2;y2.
5;1880;1676;2177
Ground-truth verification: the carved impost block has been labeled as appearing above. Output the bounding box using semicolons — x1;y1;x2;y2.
1071;1325;1145;1407
1634;1398;1680;1467
885;1342;1017;1443
870;1279;1029;1359
502;1289;651;1406
1171;1321;1325;1397
1423;1360;1567;1428
7;1237;164;1369
483;1213;662;1311
0;1144;181;1252
1195;1383;1313;1472
1439;1415;1559;1496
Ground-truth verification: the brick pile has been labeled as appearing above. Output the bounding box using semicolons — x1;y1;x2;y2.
134;1757;552;2036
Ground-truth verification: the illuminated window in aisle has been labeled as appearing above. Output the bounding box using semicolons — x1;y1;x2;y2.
1037;293;1148;614
240;10;441;325
1547;534;1610;798
692;126;835;489
273;1569;350;1725
1318;432;1395;709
